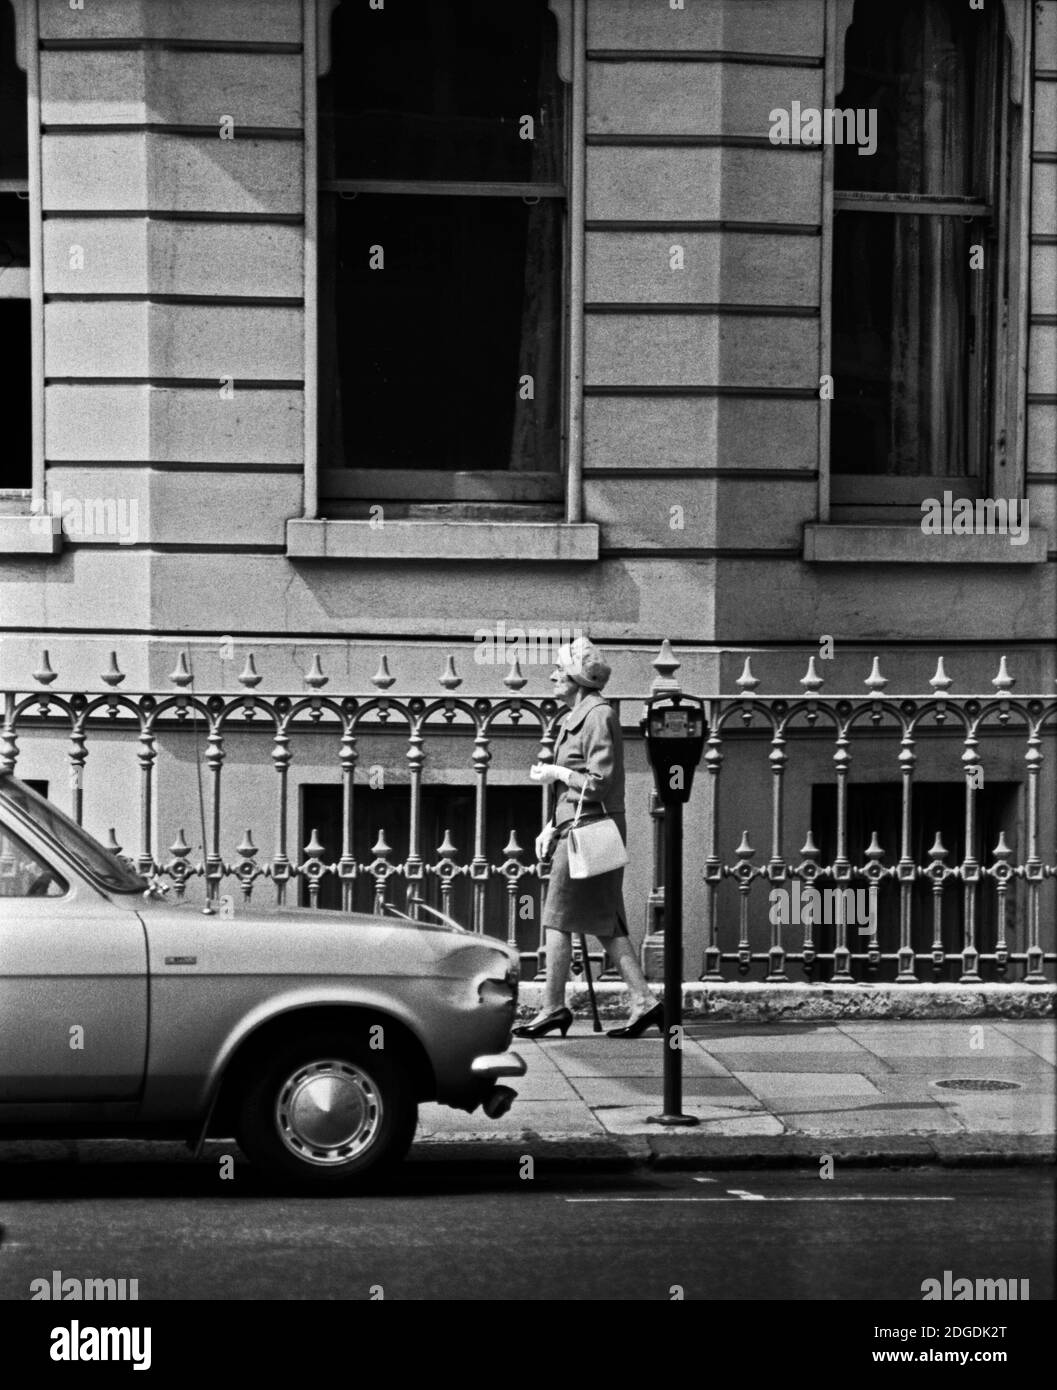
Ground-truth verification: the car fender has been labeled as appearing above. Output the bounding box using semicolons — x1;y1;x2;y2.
141;980;439;1127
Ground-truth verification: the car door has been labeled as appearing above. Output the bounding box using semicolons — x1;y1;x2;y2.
0;822;148;1102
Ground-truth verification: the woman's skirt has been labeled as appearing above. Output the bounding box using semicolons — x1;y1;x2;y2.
540;813;628;940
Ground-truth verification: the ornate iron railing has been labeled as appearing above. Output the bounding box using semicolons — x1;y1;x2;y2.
1;642;1054;983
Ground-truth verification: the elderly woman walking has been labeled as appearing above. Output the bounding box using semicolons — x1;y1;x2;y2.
514;636;662;1040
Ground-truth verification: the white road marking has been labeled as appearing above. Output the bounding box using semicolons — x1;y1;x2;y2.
565;1196;956;1203
692;1176;717;1183
726;1189;766;1200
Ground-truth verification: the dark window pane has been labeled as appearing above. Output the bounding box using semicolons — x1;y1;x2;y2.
832;212;978;476
321;0;564;183
0;298;31;487
0;190;29;268
836;0;996;196
810;781;1019;982
321;193;562;472
0;1;26;181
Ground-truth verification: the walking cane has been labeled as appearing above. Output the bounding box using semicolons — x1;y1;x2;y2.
578;934;603;1033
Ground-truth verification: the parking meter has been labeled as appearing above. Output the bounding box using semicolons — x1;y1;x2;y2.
640;693;708;1126
642;694;707;804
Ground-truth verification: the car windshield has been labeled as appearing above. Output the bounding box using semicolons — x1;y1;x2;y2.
0;776;148;895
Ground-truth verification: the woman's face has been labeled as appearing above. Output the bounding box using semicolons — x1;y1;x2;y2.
549;665;577;706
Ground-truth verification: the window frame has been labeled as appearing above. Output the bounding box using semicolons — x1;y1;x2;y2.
0;0;43;519
306;0;584;523
817;0;1034;526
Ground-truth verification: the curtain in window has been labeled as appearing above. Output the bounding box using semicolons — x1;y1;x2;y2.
833;0;994;477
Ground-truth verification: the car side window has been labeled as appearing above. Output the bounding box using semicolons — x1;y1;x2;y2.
0;827;68;898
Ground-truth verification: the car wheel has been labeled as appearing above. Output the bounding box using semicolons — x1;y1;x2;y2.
236;1032;418;1192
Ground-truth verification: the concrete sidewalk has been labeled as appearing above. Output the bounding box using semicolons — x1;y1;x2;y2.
416;1018;1056;1166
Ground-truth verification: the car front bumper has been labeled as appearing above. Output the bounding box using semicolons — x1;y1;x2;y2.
469;1050;527;1080
468;1051;526;1120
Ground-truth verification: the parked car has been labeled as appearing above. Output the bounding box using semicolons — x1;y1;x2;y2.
0;772;524;1191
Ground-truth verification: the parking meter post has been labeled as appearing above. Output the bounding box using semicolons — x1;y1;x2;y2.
641;686;707;1130
660;797;692;1122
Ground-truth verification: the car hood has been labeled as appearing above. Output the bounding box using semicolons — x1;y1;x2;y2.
135;893;518;978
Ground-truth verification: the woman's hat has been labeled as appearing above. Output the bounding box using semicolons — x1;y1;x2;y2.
558;636;612;690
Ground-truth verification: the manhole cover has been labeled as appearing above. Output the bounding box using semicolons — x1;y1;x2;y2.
933;1078;1022;1092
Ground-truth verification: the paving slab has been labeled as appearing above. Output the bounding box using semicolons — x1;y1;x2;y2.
991;1021;1057;1064
548;1050;731;1079
839;1022;1032;1056
700;1029;876;1053
713;1050;893;1073
567;1076;757;1107
924;1094;1056;1136
778;1107;965;1136
417;1099;604;1137
498;1069;581;1101
596;1108;785;1137
863;1053;1051;1076
733;1071;882;1098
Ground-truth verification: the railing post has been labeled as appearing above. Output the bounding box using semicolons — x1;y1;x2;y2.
959;711;982;983
405;699;426;918
136;699;157;878
1023;717;1045;981
830;708;853;982
896;716;918;982
339;700;358;912
271;698;293;906
766;710;788;982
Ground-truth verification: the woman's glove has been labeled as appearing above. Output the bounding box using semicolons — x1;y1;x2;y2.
535;822;558;861
530;762;569;786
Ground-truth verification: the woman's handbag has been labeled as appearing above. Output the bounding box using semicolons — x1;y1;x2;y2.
566;783;628;879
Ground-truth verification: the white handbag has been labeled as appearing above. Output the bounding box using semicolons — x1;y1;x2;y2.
566;783;628;880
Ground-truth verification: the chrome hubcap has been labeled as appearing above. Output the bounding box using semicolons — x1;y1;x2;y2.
275;1059;382;1167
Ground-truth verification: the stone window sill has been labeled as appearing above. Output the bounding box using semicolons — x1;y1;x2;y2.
0;515;63;556
803;524;1048;564
286;519;600;562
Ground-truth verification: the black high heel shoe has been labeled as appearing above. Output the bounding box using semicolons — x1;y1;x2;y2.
607;1001;664;1038
513;1006;573;1039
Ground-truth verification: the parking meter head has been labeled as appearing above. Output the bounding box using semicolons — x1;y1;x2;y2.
641;694;707;805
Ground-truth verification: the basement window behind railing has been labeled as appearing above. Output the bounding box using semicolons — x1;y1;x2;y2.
300;782;543;957
318;0;566;518
810;781;1020;982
